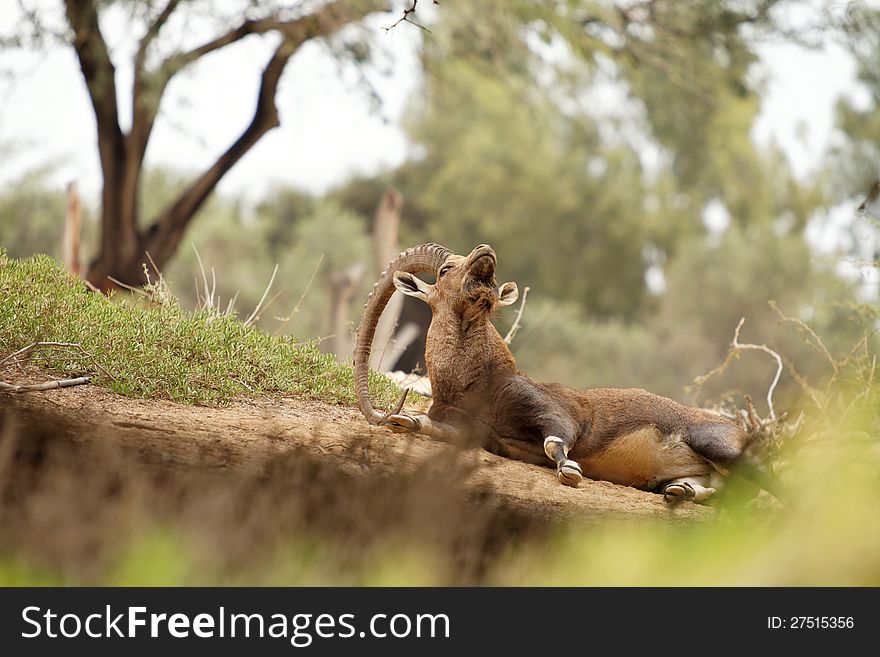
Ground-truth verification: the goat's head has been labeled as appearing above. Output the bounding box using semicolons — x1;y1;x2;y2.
353;243;517;425
392;244;518;321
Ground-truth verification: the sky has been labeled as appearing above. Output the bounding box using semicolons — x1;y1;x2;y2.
0;1;870;217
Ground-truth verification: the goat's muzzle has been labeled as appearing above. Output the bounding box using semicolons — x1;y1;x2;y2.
467;244;497;279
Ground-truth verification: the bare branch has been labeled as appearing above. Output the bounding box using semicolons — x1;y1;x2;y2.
159;0;383;82
384;0;436;32
504;286;530;345
779;354;824;409
63;0;123;139
0;341;81;368
142;38;296;264
0;376;91;393
0;341;114;383
134;0;180;78
769;301;836;372
143;2;384;268
690;317;783;423
130;0;181;153
275;254;325;333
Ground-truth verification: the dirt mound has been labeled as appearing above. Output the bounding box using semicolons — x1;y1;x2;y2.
2;384;711;523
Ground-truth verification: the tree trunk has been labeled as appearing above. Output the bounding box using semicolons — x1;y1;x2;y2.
70;0;386;290
86;139;147;291
64;182;82;276
369;187;405;371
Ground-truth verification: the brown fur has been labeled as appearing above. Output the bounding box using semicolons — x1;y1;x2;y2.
396;244;751;493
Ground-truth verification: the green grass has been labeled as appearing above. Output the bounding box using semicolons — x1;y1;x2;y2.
0;251;401;406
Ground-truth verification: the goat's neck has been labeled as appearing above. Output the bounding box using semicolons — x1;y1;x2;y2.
425;309;517;405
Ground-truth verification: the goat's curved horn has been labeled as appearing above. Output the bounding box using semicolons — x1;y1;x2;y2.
354;242;451;424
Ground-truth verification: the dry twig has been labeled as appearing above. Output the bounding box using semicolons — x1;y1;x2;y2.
769;301;836;371
0;377;91;393
275;254;324;334
690;317;783;426
0;341;114;393
383;0;435;32
193;245;217;311
244;264;279;327
504;286;530;345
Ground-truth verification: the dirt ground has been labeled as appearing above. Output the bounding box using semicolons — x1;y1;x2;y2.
1;381;712;523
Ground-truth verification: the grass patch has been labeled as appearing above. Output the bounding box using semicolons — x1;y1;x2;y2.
0;251;401;406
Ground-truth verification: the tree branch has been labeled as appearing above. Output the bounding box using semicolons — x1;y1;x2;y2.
384;0;436;32
134;0;180;78
158;0;384;84
0;341;114;382
133;1;385;175
143;39;294;261
138;0;385;266
131;0;181;152
0;376;92;393
64;0;122;140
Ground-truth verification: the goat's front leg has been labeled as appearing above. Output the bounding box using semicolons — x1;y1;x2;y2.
383;412;463;443
544;434;583;488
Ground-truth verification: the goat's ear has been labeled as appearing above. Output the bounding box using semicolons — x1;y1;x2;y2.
497;281;519;306
393;271;433;302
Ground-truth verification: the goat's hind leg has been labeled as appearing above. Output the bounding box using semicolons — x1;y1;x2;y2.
662;475;718;503
544;435;583;488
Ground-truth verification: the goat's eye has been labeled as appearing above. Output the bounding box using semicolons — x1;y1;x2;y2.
438;266;452;278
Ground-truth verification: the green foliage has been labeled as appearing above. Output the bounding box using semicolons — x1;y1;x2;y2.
390;59;661;318
165;195;375;346
510;298;680;394
323;0;831;323
652;223;867;408
498;328;880;585
107;530;198;587
272;201;374;338
162;194;276;321
109;534;446;586
0;251;399;406
496;432;880;585
509;223;871;409
444;43;649;314
829;5;880;204
0;558;63;586
0;167;68;259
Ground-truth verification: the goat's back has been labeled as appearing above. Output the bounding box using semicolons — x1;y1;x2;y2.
544;384;747;454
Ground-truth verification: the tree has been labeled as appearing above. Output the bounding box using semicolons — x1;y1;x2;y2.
28;0;384;289
829;4;880;206
341;0;821;318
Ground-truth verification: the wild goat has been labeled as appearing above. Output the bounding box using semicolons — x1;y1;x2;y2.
354;243;775;503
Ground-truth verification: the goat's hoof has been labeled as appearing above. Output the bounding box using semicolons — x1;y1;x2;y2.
663;482;695;503
557;460;583;488
384;414;421;433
